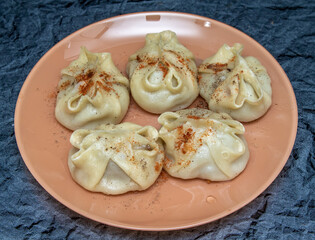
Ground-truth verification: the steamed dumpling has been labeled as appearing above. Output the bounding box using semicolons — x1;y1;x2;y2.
158;108;249;181
198;43;272;122
55;47;129;130
127;30;199;114
68;123;164;195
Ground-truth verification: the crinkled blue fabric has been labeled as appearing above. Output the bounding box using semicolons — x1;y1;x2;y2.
0;0;314;239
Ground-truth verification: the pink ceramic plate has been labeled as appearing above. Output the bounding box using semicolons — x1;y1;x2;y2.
15;12;298;231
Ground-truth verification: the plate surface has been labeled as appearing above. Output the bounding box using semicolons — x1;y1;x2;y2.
15;12;298;231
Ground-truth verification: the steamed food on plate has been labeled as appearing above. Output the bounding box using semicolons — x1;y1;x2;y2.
55;47;130;130
127;30;199;114
68;123;164;195
158;108;249;181
198;43;272;122
55;36;261;196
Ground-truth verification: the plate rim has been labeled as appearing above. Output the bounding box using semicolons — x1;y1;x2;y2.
14;11;298;231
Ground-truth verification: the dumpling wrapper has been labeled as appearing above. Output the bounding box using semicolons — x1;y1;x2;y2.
55;47;129;130
127;30;199;114
68;122;164;195
158;108;249;181
198;43;272;122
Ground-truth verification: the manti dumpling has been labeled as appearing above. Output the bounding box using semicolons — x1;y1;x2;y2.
68;123;164;195
158;108;249;181
55;47;129;130
198;43;272;122
127;30;199;114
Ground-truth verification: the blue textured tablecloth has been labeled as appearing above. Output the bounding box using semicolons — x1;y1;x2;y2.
1;0;314;239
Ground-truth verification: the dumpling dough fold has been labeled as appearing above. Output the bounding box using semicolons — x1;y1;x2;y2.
127;30;199;114
158;108;249;181
55;47;129;130
68;123;164;195
198;43;272;122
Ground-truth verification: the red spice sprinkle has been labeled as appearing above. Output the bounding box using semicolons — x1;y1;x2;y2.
75;69;95;83
99;72;111;80
137;55;157;66
48;90;57;99
75;69;96;95
177;56;186;65
158;62;168;78
206;63;228;73
148;60;157;65
138;64;146;70
79;80;94;95
155;161;162;172
58;80;71;91
97;81;113;93
155;171;168;185
106;81;113;87
86;70;94;79
185;160;191;167
175;126;196;154
187;115;201;120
